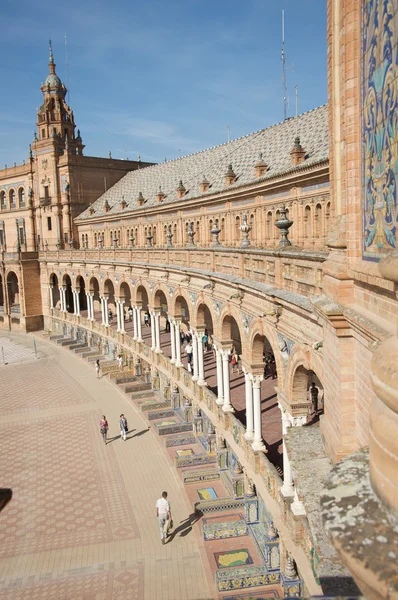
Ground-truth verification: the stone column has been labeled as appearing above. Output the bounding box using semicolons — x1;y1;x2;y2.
136;307;143;342
222;349;234;413
132;306;138;340
192;332;199;381
59;287;64;312
175;319;182;367
170;318;176;363
104;298;109;326
279;405;294;497
154;309;162;353
243;368;254;440
86;293;91;319
196;329;206;385
62;287;67;312
49;286;54;309
75;291;80;316
252;375;266;452
215;347;224;405
71;291;76;315
90;294;95;321
116;301;121;332
119;301;125;334
150;310;156;350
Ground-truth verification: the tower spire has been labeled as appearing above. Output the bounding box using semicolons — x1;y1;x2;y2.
48;39;55;74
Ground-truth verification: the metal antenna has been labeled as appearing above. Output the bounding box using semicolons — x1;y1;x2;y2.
65;34;70;104
282;10;288;120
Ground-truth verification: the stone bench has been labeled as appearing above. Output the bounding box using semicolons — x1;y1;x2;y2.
176;454;217;469
182;468;220;485
215;565;280;592
203;518;248;541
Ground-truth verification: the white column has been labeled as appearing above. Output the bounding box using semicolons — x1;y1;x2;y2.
100;297;104;324
86;293;91;319
75;291;80;316
243;368;254;440
104;298;109;326
133;307;138;340
116;301;121;332
197;332;206;385
252;375;266;452
71;291;76;314
90;294;95;321
49;286;54;309
154;311;162;353
222;349;234;412
175;320;182;367
61;288;66;312
150;311;156;350
170;319;176;363
59;288;64;312
215;347;224;405
192;332;199;381
119;301;125;333
137;308;143;342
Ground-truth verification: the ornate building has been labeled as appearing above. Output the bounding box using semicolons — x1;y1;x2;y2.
1;0;397;597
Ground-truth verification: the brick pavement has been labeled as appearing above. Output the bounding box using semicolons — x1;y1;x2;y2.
0;335;213;600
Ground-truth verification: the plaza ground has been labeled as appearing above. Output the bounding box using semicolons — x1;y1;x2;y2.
0;332;214;599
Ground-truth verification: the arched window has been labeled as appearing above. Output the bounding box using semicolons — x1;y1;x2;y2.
235;216;241;242
153;226;157;245
196;220;200;244
220;217;225;242
305;205;311;240
9;189;16;209
315;204;322;238
94;233;97;247
266;211;273;241
18;188;25;208
0;191;6;210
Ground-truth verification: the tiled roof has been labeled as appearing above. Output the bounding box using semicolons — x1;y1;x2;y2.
77;104;328;220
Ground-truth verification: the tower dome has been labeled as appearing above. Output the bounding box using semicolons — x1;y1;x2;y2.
41;40;66;97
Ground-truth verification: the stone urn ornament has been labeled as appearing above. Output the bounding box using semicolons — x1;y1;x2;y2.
275;204;293;247
146;233;153;247
240;213;252;247
210;219;221;246
129;232;135;248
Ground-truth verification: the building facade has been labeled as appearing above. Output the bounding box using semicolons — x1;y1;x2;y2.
1;1;397;597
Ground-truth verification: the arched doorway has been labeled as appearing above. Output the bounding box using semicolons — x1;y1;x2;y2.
197;302;215;386
292;366;324;423
0;275;4;318
7;272;20;313
119;281;132;331
136;284;150;345
104;279;116;325
49;273;60;309
218;313;244;413
252;333;282;472
62;275;74;313
76;275;87;312
153;288;170;356
88;277;100;321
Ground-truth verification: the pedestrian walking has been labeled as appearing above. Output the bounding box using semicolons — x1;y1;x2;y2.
117;354;123;371
202;331;208;351
231;350;239;374
120;413;128;441
185;341;193;369
269;355;277;380
100;415;109;444
310;382;319;413
128;306;134;322
144;310;150;327
95;358;101;379
108;308;113;324
156;491;172;545
165;315;170;332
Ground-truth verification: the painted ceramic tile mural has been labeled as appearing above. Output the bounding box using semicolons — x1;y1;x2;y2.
362;0;398;260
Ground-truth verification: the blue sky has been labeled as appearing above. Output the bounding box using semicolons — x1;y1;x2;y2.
0;0;327;166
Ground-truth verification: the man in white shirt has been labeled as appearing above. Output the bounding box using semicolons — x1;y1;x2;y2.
156;491;171;544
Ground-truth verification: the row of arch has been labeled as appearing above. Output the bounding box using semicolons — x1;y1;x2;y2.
48;270;324;399
81;201;332;251
0;271;21;309
0;188;26;211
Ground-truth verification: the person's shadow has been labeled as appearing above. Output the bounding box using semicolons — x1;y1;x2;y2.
167;510;203;542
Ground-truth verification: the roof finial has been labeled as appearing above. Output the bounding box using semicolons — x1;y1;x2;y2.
49;39;54;64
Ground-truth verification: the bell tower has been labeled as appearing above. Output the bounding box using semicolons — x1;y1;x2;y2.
35;40;84;155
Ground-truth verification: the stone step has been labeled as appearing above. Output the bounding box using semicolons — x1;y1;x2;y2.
49;335;64;341
165;434;197;448
147;409;175;421
109;372;137;383
215;565;280;593
140;400;171;412
123;382;151;393
175;453;216;469
74;346;93;354
86;353;104;361
130;390;155;400
182;468;220;485
157;422;193;437
59;339;76;347
101;365;119;374
68;343;88;351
